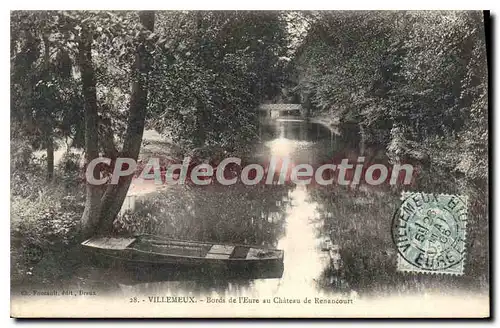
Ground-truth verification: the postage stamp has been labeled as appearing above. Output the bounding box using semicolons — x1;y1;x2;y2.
391;192;468;275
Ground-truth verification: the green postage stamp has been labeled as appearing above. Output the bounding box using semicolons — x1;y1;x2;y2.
392;192;468;275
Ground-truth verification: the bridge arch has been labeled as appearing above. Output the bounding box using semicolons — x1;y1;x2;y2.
258;104;305;118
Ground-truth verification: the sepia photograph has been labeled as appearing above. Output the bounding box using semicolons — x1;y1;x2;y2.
9;9;490;318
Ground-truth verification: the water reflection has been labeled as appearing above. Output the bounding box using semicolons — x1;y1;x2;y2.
84;118;429;299
106;118;348;298
83;118;435;299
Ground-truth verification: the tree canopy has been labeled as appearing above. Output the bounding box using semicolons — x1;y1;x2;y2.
291;11;487;180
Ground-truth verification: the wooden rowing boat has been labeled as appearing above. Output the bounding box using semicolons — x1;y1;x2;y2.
81;235;284;269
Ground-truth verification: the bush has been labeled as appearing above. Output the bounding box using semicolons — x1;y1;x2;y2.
11;190;83;246
11;168;85;283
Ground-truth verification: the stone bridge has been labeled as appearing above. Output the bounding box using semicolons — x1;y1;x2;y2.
258;104;306;118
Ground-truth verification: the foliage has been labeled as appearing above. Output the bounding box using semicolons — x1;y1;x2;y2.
147;11;289;155
114;183;291;246
292;11;488;181
10;11;85;161
11;164;85;283
11;191;83;246
11;138;47;198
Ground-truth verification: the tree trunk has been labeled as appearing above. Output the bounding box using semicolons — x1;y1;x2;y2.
78;12;155;238
42;34;54;182
97;11;155;234
78;27;102;239
46;134;54;181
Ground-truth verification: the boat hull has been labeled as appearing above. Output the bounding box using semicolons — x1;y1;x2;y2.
82;236;284;280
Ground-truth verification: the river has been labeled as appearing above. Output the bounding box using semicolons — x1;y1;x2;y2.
14;116;488;310
95;116;486;299
111;118;353;299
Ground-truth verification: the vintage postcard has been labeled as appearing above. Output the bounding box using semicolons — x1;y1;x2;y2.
10;10;490;318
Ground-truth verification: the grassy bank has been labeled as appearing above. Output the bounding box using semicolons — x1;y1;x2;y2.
309;177;488;296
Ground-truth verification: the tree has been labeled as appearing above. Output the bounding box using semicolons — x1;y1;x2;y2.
291;10;488;175
11;11;84;180
147;11;288;156
78;11;156;237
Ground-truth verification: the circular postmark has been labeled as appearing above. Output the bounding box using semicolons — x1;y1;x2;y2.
23;243;44;264
391;192;467;272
